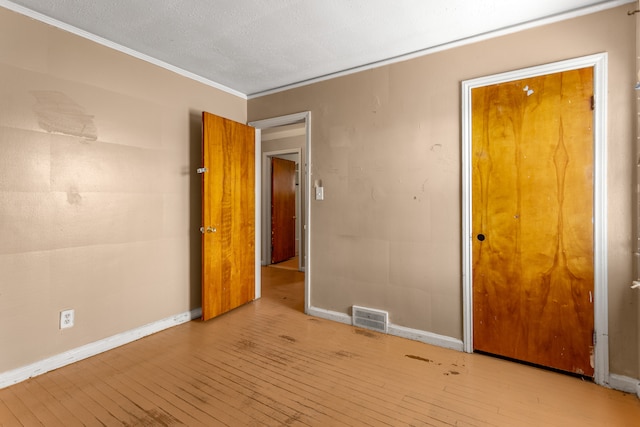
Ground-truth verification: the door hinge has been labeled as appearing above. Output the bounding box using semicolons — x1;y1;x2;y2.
590;95;595;111
197;167;208;174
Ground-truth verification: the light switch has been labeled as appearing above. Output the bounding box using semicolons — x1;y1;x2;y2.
315;186;324;200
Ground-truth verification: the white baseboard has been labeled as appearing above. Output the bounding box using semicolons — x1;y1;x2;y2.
607;373;640;396
307;306;352;325
0;308;202;390
307;305;464;351
388;324;464;351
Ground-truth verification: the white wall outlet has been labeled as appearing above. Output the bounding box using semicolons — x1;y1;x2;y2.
60;309;74;329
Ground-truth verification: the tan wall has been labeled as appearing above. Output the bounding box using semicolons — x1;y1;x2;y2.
249;5;638;377
0;7;245;372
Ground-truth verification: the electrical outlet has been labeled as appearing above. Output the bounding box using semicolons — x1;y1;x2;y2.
60;309;74;329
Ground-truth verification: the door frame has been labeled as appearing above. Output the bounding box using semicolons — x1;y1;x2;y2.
249;112;311;313
263;149;303;270
461;53;608;384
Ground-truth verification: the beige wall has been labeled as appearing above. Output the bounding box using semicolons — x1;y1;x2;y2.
249;5;638;377
0;7;245;372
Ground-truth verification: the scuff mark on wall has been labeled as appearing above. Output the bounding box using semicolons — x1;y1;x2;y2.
371;95;381;113
31;91;98;141
66;186;82;205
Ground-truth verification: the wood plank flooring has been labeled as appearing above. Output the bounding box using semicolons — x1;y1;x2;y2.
1;267;639;426
268;256;299;271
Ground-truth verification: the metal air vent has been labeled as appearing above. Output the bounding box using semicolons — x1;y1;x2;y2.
352;305;388;333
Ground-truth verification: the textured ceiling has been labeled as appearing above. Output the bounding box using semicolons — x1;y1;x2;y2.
2;0;634;97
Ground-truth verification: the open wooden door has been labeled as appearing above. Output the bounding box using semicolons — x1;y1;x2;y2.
472;68;595;376
201;112;255;321
271;157;296;264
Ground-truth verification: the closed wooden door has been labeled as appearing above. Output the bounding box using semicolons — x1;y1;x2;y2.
472;68;594;376
271;157;296;264
201;112;255;321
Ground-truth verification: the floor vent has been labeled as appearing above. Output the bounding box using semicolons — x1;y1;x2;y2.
352;305;388;333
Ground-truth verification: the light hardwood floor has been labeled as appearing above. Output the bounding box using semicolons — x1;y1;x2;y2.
1;267;639;426
268;256;299;271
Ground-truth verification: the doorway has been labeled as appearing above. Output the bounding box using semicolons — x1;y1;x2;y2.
461;54;608;384
249;112;311;313
270;155;297;265
264;148;302;270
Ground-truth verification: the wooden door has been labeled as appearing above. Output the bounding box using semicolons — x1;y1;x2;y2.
271;157;296;264
472;68;594;376
201;112;255;321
